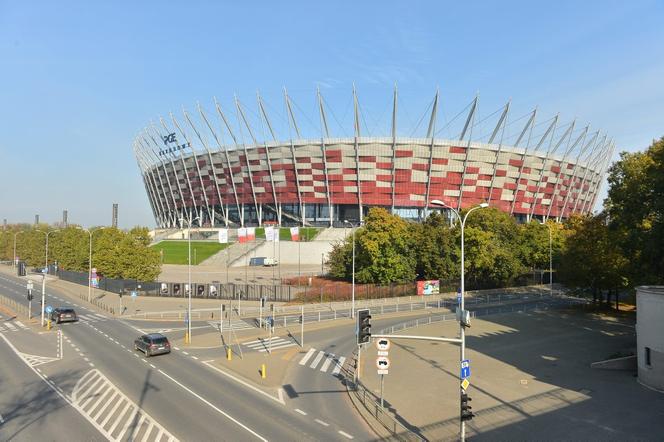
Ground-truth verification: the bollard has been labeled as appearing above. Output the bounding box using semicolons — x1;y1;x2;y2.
47;319;51;330
227;347;232;361
261;363;266;379
184;332;190;344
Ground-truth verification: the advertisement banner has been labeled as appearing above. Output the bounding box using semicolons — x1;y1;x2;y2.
247;227;256;241
265;226;275;242
238;227;247;244
417;280;440;296
90;268;99;288
290;226;299;241
218;229;228;244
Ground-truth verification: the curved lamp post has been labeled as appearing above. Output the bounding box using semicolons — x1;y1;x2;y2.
180;216;200;344
430;199;488;442
343;220;359;319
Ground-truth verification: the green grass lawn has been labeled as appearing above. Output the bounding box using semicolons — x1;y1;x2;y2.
151;241;229;265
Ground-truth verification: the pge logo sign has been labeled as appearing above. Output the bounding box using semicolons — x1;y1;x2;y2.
162;132;177;145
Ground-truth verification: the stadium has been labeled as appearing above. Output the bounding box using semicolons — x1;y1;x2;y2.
133;88;614;228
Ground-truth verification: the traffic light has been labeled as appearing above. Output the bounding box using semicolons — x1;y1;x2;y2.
357;309;371;345
461;392;474;422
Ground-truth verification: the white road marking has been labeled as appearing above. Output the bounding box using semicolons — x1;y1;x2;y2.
332;356;346;375
310;351;325;369
314;418;329;426
295;408;307;415
201;361;285;405
299;348;316;365
339;430;354;439
158;369;267;441
320;354;334;372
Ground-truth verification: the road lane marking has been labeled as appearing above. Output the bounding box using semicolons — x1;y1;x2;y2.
319;354;334;372
314;418;329;426
295;408;307;415
298;348;316;365
339;430;354;439
201;361;285;405
158;369;267;441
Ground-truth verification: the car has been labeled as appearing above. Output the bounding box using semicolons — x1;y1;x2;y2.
134;333;171;357
50;307;78;324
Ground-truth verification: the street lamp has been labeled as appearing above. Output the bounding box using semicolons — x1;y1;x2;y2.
75;226;110;303
540;221;553;296
430;199;488;442
180;216;200;344
35;229;60;326
12;231;24;267
343;220;359;319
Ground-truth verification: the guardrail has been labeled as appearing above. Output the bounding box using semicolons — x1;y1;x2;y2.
0;293;29;318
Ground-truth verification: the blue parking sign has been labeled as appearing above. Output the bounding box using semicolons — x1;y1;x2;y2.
461;359;471;379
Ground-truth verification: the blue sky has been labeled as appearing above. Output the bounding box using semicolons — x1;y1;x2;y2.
1;1;663;228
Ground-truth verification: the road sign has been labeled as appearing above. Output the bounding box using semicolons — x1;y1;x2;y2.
461;378;470;390
130;291;138;298
377;350;389;356
375;338;391;352
45;305;53;314
376;356;390;370
461;359;471;379
27;281;33;290
377;369;389;375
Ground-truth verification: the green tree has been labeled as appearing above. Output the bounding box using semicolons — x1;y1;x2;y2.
411;213;458;281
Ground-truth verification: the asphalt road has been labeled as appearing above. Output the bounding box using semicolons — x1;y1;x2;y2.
0;273;372;441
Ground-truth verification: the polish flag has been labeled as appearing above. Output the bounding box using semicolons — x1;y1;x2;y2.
238;227;247;244
247;227;256;241
290;227;299;241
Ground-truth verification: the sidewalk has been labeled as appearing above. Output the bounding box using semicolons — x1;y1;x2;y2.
356;308;641;441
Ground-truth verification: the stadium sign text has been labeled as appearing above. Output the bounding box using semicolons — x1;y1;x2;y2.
158;133;191;156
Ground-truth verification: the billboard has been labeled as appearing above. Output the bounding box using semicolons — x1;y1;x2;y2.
417;280;440;296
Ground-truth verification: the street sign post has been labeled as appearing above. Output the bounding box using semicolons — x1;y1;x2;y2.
26;281;34;319
461;359;471;379
376;355;391;408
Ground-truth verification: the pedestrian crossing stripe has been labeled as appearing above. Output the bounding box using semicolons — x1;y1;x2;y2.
243;336;298;352
208;320;254;331
298;348;346;376
0;321;29;332
77;314;108;323
72;369;178;442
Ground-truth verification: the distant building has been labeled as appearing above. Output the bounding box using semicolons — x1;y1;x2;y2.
636;286;664;391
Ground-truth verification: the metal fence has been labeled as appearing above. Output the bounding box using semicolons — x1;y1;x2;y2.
0;293;29;318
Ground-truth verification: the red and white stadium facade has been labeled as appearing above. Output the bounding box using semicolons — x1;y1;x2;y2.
133;89;614;228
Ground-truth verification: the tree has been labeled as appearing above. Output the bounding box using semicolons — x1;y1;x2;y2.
411;213;458;281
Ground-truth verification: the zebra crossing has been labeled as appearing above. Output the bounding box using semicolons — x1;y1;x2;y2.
72;369;178;442
243;336;298;352
208;319;255;332
77;313;109;323
0;320;29;333
298;348;346;377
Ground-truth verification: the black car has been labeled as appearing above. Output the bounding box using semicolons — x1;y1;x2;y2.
134;333;171;357
50;307;78;324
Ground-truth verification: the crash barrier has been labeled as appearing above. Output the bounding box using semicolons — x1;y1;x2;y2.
0;293;29;318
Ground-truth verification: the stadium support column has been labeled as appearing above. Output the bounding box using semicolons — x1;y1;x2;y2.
559;131;599;219
172;112;213;227
353;85;363;224
159;117;198;226
582;142;614;215
423;89;439;219
257;92;281;222
390;84;398;215
204;100;242;225
235;96;261;226
456;95;479;211
509;109;539;217
186;106;228;226
546;124;585;221
528;114;561;220
316;88;333;227
138;136;177;227
572;135;608;215
486;101;511;204
286;89;305;226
